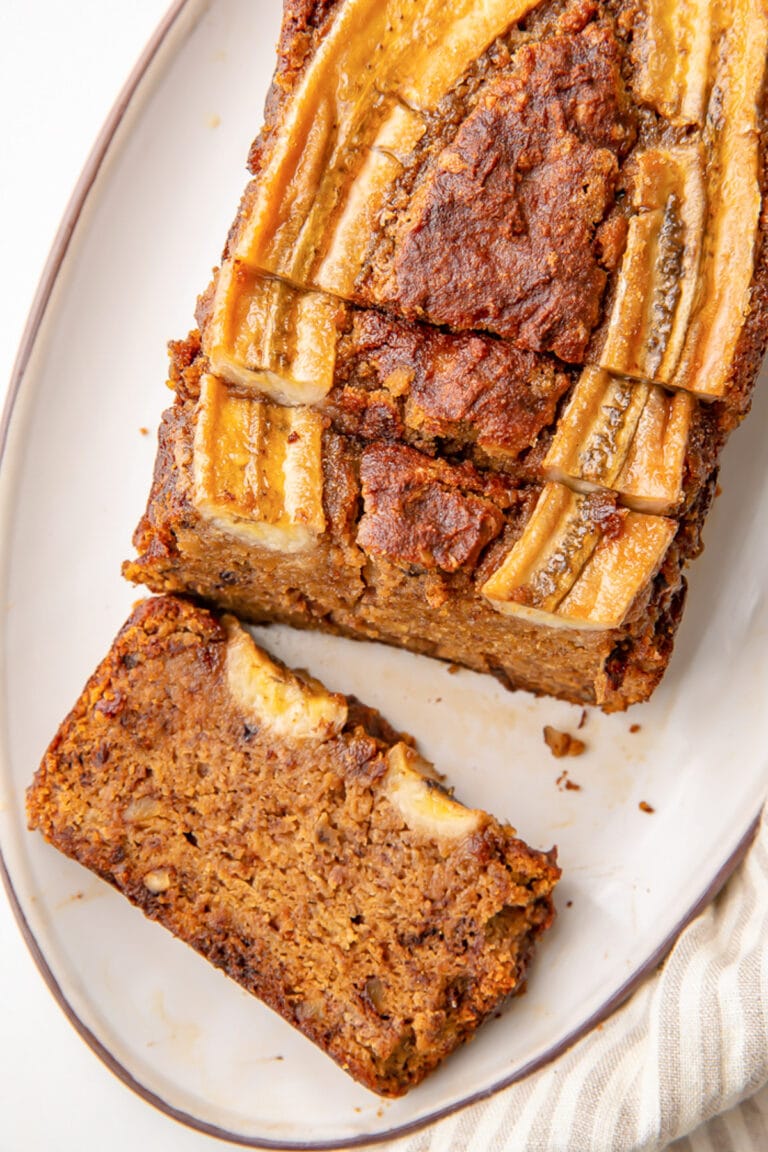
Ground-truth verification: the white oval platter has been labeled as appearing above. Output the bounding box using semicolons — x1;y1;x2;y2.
1;0;767;1146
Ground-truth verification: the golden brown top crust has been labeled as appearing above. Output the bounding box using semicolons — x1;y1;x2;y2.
357;444;507;572
377;3;636;360
335;308;572;456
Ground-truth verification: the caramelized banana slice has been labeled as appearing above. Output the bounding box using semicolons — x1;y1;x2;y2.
633;0;720;125
671;1;768;398
315;104;426;297
555;515;676;627
613;386;694;514
629;2;767;399
224;615;348;741
206;265;343;405
481;485;605;617
599;145;707;383
482;483;675;631
224;0;540;285
207;0;540;393
384;744;484;841
544;369;648;494
192;375;325;552
543;367;693;514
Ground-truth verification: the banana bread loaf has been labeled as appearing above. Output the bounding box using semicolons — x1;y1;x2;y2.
125;0;768;710
27;595;560;1096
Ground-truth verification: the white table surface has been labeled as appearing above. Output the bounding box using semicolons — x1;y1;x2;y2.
0;6;762;1151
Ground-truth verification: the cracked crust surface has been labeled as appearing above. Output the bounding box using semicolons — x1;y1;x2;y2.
370;4;636;358
332;307;574;461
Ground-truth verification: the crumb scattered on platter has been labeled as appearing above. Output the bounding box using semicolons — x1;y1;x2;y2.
556;769;583;792
544;725;586;759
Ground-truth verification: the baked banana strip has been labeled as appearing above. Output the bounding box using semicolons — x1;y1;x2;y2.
543;368;695;515
481;483;676;631
192;374;325;552
229;0;539;284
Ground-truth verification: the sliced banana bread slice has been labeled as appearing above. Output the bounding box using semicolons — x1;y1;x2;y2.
27;595;560;1096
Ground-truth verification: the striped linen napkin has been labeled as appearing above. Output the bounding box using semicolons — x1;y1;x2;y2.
386;804;768;1152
